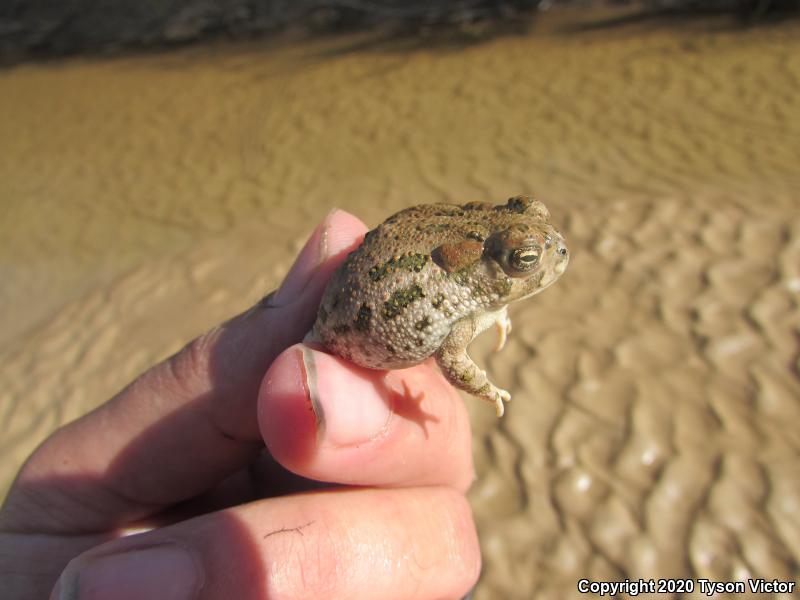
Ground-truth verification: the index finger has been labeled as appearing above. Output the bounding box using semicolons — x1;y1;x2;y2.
1;210;367;535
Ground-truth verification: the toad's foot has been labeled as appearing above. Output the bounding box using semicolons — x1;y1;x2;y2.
482;384;511;417
436;317;512;417
493;311;512;352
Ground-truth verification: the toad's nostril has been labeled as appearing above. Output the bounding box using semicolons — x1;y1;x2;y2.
558;247;568;257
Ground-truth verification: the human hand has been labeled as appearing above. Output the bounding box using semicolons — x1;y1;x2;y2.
0;210;480;600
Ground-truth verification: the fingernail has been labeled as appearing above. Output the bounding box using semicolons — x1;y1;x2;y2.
300;347;392;446
271;208;343;306
57;544;202;600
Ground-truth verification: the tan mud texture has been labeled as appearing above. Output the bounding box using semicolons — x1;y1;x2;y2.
1;9;799;599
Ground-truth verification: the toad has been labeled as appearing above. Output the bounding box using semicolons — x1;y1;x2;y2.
312;196;569;416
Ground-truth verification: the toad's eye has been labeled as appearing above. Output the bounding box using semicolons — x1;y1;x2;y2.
509;246;541;271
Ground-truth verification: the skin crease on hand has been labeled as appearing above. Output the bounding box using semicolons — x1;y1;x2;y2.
0;209;481;600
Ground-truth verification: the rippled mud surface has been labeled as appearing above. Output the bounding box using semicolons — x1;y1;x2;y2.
1;9;799;598
469;197;800;598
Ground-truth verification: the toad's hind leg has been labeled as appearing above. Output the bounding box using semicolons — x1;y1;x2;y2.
435;316;511;417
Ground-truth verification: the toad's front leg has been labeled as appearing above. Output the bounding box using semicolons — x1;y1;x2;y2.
435;316;511;417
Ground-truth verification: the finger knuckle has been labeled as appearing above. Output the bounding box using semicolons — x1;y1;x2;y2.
265;516;343;597
162;329;220;396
